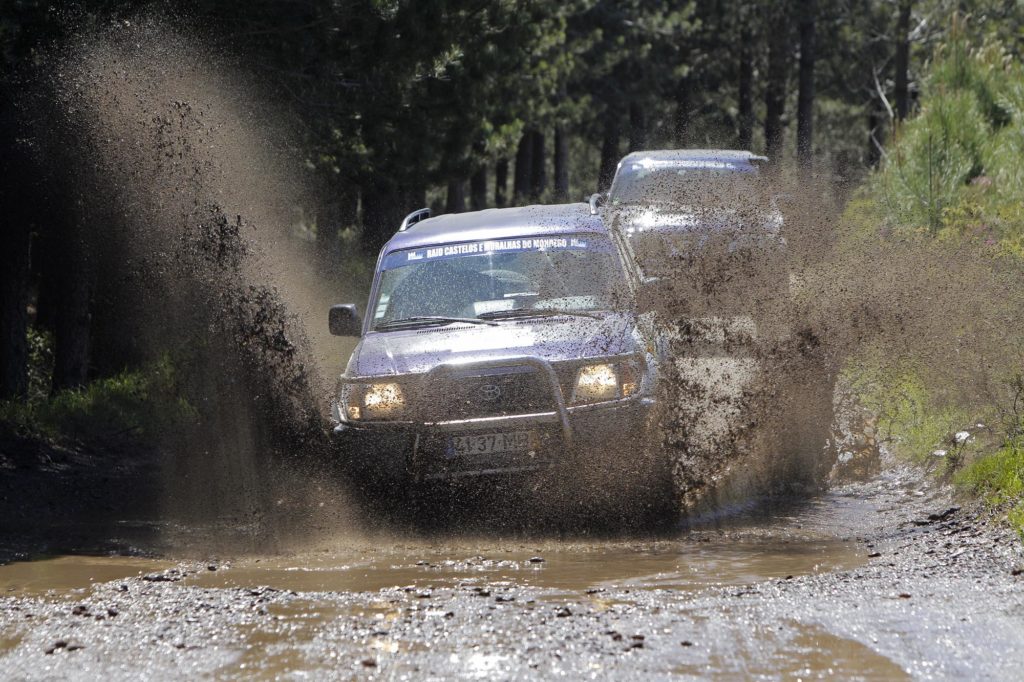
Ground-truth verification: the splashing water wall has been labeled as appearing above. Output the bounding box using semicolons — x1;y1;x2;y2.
31;18;357;545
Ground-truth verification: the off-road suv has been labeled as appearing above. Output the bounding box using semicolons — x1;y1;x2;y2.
328;203;671;503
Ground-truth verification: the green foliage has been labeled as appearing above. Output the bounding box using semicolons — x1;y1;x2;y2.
955;439;1024;537
880;90;986;232
0;356;196;444
10;0;1024;245
26;326;54;403
873;25;1024;243
956;439;1024;502
846;15;1024;540
844;360;974;467
1010;503;1024;539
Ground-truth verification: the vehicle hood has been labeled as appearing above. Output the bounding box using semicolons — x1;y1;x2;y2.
347;312;637;378
612;204;783;238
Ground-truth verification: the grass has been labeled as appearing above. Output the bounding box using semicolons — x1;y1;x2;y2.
842;359;978;464
955;439;1024;538
849;361;1024;537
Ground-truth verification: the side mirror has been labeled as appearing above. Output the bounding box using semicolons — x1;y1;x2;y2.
329;304;362;337
588;192;606;215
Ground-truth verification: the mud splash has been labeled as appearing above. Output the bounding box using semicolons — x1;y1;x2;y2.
28;16;357;545
625;177;841;511
632;169;1024;512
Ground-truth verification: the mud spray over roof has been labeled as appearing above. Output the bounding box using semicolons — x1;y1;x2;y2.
32;16;361;551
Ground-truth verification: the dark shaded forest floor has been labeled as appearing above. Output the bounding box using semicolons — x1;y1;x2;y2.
0;433;161;564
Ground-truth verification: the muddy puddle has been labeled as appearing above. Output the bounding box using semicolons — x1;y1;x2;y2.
671;621;911;680
0;555;173;597
182;536;861;595
0;490;908;680
0;492;871;598
0;535;861;599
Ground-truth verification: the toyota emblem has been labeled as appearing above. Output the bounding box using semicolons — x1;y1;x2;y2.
480;384;501;401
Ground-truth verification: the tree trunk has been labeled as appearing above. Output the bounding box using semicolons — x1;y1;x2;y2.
866;105;883;168
406;185;426;211
316;204;338;264
0;95;31;401
738;29;754;149
51;206;93;393
362;183;410;252
554;124;570;201
796;0;816;167
470;164;487;211
674;76;691;148
894;0;912;120
529;129;546;200
598;111;621;191
317;186;357;268
513;131;533;204
764;3;790;163
445;179;466;213
494;158;509;207
338;187;359;258
0;215;31;401
628;101;647;152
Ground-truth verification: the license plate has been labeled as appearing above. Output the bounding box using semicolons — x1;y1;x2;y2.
449;431;532;457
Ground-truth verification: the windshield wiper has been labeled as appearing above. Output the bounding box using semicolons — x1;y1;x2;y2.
477;308;603;320
375;316;498;331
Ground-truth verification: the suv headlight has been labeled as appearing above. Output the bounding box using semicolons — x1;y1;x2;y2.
571;361;640;405
340;381;405;421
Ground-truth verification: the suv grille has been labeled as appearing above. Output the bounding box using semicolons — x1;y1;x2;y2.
424;366;558;421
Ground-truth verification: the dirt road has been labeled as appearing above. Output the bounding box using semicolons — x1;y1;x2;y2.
1;460;1022;680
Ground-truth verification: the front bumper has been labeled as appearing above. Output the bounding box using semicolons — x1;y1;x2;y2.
332;394;655;483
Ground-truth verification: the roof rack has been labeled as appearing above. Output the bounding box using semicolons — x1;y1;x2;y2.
398;208;431;232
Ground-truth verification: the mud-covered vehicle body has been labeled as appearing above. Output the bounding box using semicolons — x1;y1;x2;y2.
594;149;835;499
598;149;788;326
328;204;666;490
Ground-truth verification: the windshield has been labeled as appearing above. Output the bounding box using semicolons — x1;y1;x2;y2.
610;166;764;208
371;234;625;330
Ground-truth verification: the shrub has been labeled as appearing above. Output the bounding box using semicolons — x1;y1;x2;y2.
956;440;1024;503
843;16;1024;541
847;363;974;464
873;25;1024;243
877;85;988;234
0;356;196;444
955;440;1024;537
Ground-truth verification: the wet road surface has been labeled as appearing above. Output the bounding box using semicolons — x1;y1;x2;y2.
1;467;1022;680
